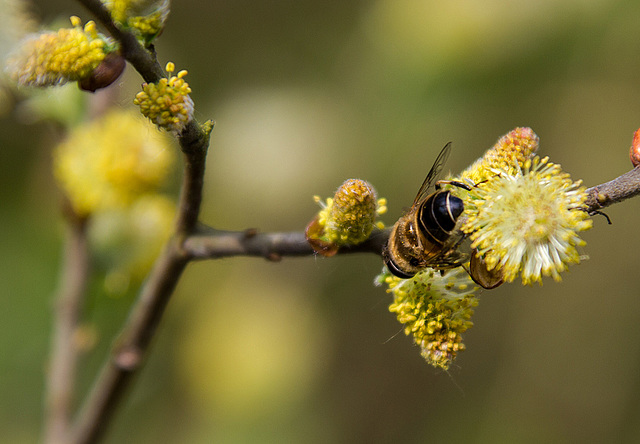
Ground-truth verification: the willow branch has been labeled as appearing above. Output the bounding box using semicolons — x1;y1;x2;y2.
184;226;390;260
183;167;640;261
173;123;210;233
44;211;90;444
69;133;209;443
77;0;164;82
69;239;189;444
70;2;211;443
585;166;640;214
70;122;209;444
78;0;210;233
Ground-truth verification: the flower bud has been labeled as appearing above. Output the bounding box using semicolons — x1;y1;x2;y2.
133;62;193;134
460;127;539;184
630;128;640;167
306;179;386;256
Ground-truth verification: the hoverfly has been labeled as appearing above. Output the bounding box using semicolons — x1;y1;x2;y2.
383;143;504;289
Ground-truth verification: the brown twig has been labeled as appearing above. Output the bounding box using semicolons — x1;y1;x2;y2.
69;239;189;444
77;0;164;83
173;122;210;234
44;210;90;444
181;167;640;261
585;166;640;214
69;2;212;443
183;226;390;260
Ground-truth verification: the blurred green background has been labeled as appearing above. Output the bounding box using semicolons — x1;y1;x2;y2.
3;0;640;442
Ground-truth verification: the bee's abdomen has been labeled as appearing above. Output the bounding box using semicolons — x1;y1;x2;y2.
383;222;418;279
384;256;415;279
418;191;464;243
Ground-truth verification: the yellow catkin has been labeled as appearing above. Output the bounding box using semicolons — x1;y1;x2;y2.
53;110;175;216
133;62;194;134
6;16;109;87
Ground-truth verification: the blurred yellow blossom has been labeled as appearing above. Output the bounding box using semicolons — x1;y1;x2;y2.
53;109;175;216
0;0;37;62
102;0;170;41
127;11;167;39
91;194;175;295
5;16;114;87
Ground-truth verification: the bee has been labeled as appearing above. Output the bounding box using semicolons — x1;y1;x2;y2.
383;143;504;289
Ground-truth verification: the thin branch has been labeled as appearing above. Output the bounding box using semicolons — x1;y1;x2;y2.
69;2;212;443
77;0;164;82
78;0;211;234
183;226;390;260
44;210;90;444
174;123;211;234
183;167;640;261
69;125;211;443
585;166;640;213
68;126;209;441
69;239;189;444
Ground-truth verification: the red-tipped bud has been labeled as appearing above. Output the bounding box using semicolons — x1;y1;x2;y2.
630;128;640;167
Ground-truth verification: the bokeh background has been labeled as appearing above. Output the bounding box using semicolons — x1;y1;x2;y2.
2;0;640;443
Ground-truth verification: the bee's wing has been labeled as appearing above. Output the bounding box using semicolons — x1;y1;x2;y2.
412;142;452;206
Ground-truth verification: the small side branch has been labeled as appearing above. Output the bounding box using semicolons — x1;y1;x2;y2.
70;2;213;443
44;212;90;444
69;239;189;444
77;0;164;82
183;226;391;260
585;166;640;213
184;166;640;262
174;123;211;233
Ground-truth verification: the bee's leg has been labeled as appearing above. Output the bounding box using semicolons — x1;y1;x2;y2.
435;180;472;191
588;209;612;225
